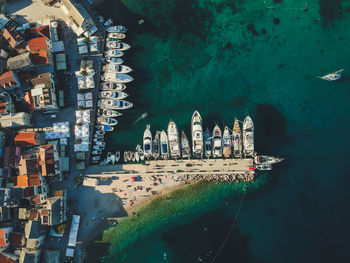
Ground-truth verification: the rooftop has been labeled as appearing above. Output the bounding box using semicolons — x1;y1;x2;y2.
28;37;48;51
2;26;23;48
7;52;33;71
0;71;19;89
30;72;51;87
14;132;37;146
29;25;50;39
31;51;49;65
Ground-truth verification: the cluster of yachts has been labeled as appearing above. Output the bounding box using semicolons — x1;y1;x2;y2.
91;24;133;158
139;111;255;162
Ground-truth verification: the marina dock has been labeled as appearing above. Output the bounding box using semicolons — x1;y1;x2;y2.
86;158;255;177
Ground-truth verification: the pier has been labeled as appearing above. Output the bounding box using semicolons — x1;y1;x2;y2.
86;158;255;178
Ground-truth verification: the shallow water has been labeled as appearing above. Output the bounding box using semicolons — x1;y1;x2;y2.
94;0;350;262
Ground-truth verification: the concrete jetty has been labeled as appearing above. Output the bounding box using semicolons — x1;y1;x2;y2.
86;158;255;177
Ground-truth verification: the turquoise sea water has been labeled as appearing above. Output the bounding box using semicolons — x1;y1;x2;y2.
93;0;350;262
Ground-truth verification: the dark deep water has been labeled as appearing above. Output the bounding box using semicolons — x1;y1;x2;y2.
93;0;350;262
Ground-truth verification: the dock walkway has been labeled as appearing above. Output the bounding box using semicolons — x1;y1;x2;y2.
86;158;254;177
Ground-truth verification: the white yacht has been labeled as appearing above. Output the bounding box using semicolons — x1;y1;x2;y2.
167;120;180;159
106;57;123;64
254;155;285;165
101;73;134;83
222;126;232;158
98;108;122;118
243;116;254;157
107;25;127;33
160;130;169;160
191;110;203;157
105;49;124;57
100;82;126;91
98;91;128;100
108;32;126;39
97;117;118;126
143;124;153;159
103;64;133;74
98;99;133;110
106;41;130;51
212;125;222;157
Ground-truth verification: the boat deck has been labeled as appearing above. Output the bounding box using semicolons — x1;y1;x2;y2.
86;158;254;177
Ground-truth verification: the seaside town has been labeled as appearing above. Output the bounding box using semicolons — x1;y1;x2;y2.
0;0;287;262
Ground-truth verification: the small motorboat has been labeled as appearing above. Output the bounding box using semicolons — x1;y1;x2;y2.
98;108;122;118
105;49;124;58
135;151;140;162
111;153;116;164
95;130;105;135
97;116;118;126
92;149;102;155
317;69;343;81
104;18;113;27
255;164;272;170
143;124;153;159
127;151;132;161
100;82;126;91
94;133;104;139
93;145;105;150
223;126;232;158
131;152;136;162
93;137;104;143
92;156;101;161
103;64;133;74
204;128;212;158
106;41;130;51
116;151;120;162
181;131;191;158
103;125;114;132
153;131;160;159
139;148;144;161
124;151;129;162
107;25;127;33
99;91;129;100
106;57;123;64
212;124;222;158
96;141;106;147
101;73;134;83
160;130;169;160
99;99;133;110
108;32;126;39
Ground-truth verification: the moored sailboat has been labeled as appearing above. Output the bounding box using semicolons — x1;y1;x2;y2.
232;118;242;158
167;120;180;159
317;69;343;81
191;110;203;158
223;126;232;158
153;131;161;159
160;130;169;160
212;124;222;158
181;131;191;158
204;128;212;158
254;155;285;165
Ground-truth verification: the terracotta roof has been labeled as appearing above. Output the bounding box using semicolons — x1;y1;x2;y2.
30;72;51;86
31;195;41;204
14;132;37;146
0;71;19;89
15;175;28;187
29;25;50;39
38;145;55;176
3;146;16;169
0;102;6;114
8;232;25;247
31;51;49;65
0;229;8;247
28;37;48;51
0;253;16;263
28;209;40;220
22;187;34;198
24;91;35;110
2;26;23;48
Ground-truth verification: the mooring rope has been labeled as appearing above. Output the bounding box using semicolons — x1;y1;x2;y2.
209;187;247;263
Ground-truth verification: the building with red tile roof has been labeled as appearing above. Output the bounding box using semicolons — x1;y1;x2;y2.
8;232;25;247
0;71;20;90
0;252;18;263
15;174;41;188
22;187;35;198
29;25;50;39
3;146;16;169
28;37;51;52
2;26;24;49
14;132;45;146
37;145;58;177
31;50;54;68
18;156;38;176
